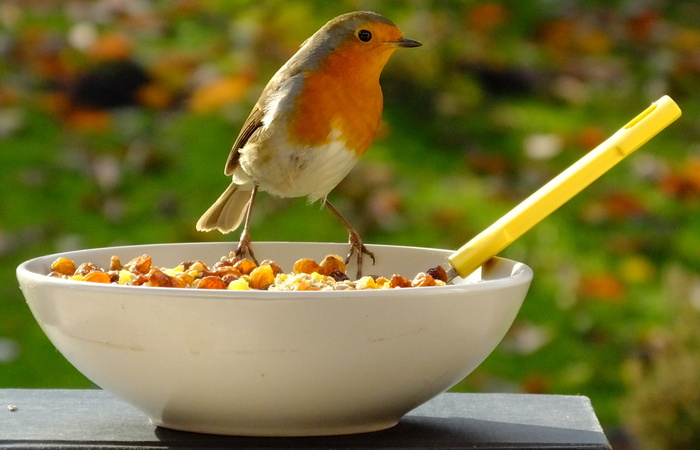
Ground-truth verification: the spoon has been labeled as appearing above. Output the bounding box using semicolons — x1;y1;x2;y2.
447;95;682;280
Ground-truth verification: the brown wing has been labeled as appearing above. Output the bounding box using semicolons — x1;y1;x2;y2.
223;52;306;176
224;104;264;176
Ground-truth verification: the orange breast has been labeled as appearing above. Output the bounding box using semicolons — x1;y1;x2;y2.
287;42;390;155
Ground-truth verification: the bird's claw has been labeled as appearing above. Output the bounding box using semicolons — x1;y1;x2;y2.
345;230;375;278
234;231;259;265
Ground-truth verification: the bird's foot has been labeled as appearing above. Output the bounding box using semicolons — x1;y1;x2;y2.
234;231;259;265
345;229;375;279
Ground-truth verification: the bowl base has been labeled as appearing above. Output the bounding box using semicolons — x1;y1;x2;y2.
149;417;400;437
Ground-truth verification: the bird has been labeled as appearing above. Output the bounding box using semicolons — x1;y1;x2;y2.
196;11;421;277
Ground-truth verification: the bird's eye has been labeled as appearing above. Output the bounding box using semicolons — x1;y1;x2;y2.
358;29;372;42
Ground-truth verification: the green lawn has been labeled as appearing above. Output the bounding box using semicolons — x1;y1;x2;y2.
2;1;700;447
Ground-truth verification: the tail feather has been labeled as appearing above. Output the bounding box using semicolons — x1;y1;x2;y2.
196;183;253;233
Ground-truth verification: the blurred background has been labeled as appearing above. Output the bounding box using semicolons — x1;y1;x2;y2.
1;0;699;448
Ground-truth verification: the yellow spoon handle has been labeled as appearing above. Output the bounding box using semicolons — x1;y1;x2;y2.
448;95;682;278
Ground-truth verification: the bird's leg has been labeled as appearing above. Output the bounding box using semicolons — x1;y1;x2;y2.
324;200;375;278
234;185;259;264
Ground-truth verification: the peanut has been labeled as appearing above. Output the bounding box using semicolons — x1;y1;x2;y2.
390;275;412;288
147;268;176;287
75;262;97;276
412;272;437;287
125;254;152;274
109;255;122;271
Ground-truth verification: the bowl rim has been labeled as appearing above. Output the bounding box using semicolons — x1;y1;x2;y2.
16;241;533;299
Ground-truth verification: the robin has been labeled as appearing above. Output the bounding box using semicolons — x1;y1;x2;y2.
196;11;421;277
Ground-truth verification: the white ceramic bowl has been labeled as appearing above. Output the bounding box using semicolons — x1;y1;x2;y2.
17;242;532;436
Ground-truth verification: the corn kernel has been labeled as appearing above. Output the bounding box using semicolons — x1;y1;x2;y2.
376;277;390;289
260;259;284;275
83;271;111;283
311;272;324;282
233;259;257;275
50;257;76;276
175;272;194;286
318;255;346;275
248;264;275;289
118;270;132;285
357;276;378;289
163;268;179;278
293;258;319;274
171;276;187;288
189;261;205;273
227;278;250;290
196;276;227;289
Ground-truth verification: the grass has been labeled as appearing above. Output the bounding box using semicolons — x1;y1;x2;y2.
3;2;700;446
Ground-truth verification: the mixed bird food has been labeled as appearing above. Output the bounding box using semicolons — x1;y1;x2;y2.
47;252;448;291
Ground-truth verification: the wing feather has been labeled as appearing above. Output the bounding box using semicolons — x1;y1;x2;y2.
224;104;264;176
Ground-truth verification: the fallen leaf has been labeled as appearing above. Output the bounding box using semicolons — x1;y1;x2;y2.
89;33;133;60
189;75;252;113
578;273;626;302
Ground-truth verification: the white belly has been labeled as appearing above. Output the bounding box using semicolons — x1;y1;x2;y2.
238;128;359;202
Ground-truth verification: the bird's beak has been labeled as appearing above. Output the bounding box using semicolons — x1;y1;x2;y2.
391;37;422;48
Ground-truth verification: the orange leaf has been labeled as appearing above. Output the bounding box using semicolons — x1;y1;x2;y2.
578;274;626;302
137;83;174;109
627;10;660;44
188;76;252;113
65;108;112;132
576;125;605;150
89;33;133;60
466;2;508;33
661;158;700;199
